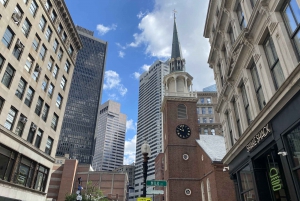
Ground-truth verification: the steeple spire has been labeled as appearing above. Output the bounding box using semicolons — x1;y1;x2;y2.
170;10;185;73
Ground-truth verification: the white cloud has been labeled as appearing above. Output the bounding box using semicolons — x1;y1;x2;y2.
133;72;141;80
119;51;125;58
141;64;151;71
123;135;136;165
137;11;147;19
96;24;117;35
116;42;126;49
128;0;213;90
103;70;128;96
132;64;151;80
126;119;136;131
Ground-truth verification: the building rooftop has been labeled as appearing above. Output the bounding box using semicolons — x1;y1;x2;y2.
196;135;226;162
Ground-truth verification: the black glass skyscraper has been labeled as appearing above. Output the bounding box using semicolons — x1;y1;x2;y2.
56;26;107;163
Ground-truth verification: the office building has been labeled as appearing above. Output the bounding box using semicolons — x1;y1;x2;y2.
56;26;108;164
0;0;82;200
204;0;300;200
92;100;126;171
134;60;169;198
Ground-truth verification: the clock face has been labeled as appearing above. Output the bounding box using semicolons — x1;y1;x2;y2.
176;124;191;139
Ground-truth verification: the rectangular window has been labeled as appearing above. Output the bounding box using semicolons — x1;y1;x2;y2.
41;104;49;122
35;97;43;116
12;40;23;60
208;107;213;114
203;117;207;123
2;27;14;48
24;87;34;107
15;77;27;99
34;129;43;148
23;0;28;4
39;15;46;31
39;44;47;60
53;39;58;52
61;32;67;42
250;62;265;110
45;26;52;41
218;62;224;87
32;64;40;81
239;165;256;199
44;0;52;12
241;83;251;125
21;18;31;37
228;25;235;45
64;60;70;73
57;24;63;34
233;99;242;137
237;2;246;29
27;124;36;143
57;48;63;61
29;0;38;16
68;45;74;56
15;115;26;136
204;128;208;135
226;112;234;146
51;114;58;131
200;98;204;103
34;164;48;192
47;57;54;71
60;76;66;90
41;76;49;91
14;156;35;187
0;97;4;114
32;34;40;51
13;5;24;25
24;55;34;72
50;10;57;22
202;107;206;114
45;136;53;154
207;98;211;104
47;83;54;98
56;94;62;109
197;107;200;114
211;128;215;135
209;118;213;123
0;0;8;6
52;65;59;78
263;36;285;89
0;144;16;181
0;54;5;71
1;64;15;88
4;107;17;130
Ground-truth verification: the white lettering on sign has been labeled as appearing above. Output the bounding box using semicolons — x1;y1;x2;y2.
246;124;272;152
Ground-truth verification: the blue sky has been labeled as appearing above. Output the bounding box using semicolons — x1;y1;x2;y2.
65;0;213;165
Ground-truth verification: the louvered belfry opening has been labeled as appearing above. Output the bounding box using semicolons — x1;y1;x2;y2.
178;104;187;119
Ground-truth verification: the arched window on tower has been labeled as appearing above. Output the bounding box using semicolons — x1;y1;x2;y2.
201;181;206;201
207;178;212;201
177;104;187;119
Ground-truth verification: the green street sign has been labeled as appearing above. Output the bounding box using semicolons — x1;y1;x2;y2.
146;180;167;186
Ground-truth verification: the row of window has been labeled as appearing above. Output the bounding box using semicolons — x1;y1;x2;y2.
200;128;216;135
197;107;214;115
197;97;212;104
198;117;214;124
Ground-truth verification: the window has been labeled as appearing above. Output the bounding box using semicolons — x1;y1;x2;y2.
202;107;206;114
57;48;63;61
45;26;52;41
27;124;36;143
15;115;26;136
41;76;49;91
47;83;54;98
56;94;62;109
226;112;234;146
177;104;187;119
211;128;215;135
64;60;70;73
0;97;4;114
2;27;14;48
264;36;285;89
35;97;43;116
228;25;235;45
241;83;251;125
250;62;265;110
60;76;66;90
4;107;17;130
39;44;47;60
2;64;15;88
233;98;242;137
197;107;200;114
52;65;58;78
204;128;208;135
44;0;52;12
0;0;8;6
198;118;200;124
57;24;63;34
34;129;43;148
250;0;258;8
32;34;40;51
282;0;300;59
12;40;23;60
41;104;49;121
203;118;207;123
0;54;4;70
39;15;46;31
61;32;67;42
47;57;54;71
236;2;246;29
239;165;256;200
206;98;211;104
207;178;212;201
50;10;57;22
201;181;206;201
208;107;213;114
200;98;204;103
68;45;74;56
29;0;38;16
13;5;23;25
53;39;58;52
0;144;16;181
209;118;213;123
32;64;40;81
218;62;224;86
45;136;53;154
24;87;34;107
23;0;28;4
34;164;48;191
21;18;31;37
24;55;34;72
15;78;27;99
14;156;35;187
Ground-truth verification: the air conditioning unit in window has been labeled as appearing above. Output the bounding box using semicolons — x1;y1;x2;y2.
34;65;42;72
12;12;21;23
19;117;28;124
31;123;37;131
16;39;24;49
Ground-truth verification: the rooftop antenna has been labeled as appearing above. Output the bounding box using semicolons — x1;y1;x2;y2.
173;9;177;20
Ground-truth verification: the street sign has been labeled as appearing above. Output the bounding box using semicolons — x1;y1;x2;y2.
137;197;152;201
146;180;167;186
147;190;164;195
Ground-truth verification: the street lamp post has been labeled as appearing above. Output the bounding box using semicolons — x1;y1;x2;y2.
141;141;151;197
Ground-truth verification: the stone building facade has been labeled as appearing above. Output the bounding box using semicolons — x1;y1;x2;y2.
204;0;300;200
0;0;81;200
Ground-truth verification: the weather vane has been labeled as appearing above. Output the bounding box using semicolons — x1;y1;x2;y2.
173;9;177;20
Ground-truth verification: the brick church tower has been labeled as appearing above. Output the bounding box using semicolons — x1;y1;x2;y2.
161;14;201;201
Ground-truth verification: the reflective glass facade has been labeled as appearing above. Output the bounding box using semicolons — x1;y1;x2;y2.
56;26;107;163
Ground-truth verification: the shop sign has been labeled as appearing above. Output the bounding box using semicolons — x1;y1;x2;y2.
246;124;272;152
269;168;282;191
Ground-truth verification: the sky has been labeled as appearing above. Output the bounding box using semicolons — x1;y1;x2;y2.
65;0;213;165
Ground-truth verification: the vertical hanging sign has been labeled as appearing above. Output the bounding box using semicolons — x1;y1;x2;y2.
269;168;282;191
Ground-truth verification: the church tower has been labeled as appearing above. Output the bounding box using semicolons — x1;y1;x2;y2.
161;13;200;201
